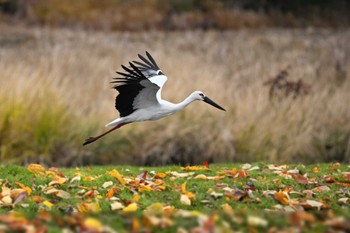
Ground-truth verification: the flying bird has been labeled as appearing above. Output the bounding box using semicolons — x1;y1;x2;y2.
83;52;225;146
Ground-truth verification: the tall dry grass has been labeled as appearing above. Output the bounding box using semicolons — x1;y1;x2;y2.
0;25;349;165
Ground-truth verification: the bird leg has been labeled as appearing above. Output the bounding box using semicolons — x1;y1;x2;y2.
83;123;129;146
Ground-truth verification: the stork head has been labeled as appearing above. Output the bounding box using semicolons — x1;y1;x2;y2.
191;91;226;111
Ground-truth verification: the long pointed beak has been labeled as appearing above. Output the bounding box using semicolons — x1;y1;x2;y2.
203;96;226;111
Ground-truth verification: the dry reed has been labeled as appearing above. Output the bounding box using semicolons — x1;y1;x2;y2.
0;25;349;165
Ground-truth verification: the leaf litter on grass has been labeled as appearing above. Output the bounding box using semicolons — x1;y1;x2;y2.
0;163;349;232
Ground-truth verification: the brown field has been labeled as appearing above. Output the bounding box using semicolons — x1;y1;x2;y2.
0;25;349;166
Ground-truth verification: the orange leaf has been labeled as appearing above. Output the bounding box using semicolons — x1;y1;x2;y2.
335;181;350;187
133;195;140;202
32;195;44;203
238;170;248;178
274;190;289;205
106;188;120;198
312;167;320;173
154;173;167;179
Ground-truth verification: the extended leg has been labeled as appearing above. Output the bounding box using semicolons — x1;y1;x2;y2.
83;123;129;146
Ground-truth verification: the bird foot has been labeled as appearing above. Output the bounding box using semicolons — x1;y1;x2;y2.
83;137;97;146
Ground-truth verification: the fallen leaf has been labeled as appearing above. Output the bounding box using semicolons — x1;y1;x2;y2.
337;197;349;205
312;185;330;193
107;169;126;186
195;174;207;180
312;167;320;173
289;211;315;227
247;216;268;227
247;166;260;171
274;190;289;205
102;181;113;189
182;165;210;171
221;203;234;216
111;201;125;210
180;194;191;206
154;173;167;179
293;174;309;184
123;203;138;213
77;202;101;213
56;190;71;199
83;217;103;232
144;202;164;216
342;172;350;181
300;200;325;210
27;164;46;177
43;200;53;209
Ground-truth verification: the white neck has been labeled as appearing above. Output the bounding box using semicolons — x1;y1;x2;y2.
173;95;197;112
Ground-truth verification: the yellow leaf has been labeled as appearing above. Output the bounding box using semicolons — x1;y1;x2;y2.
43;200;53;209
123;203;138;213
222;203;234;216
107;169;125;186
181;182;188;194
182;165;210;171
139;185;152;192
77;202;101;213
49;176;68;186
83;217;103;232
144;202;164;216
181;182;195;199
27;164;46;177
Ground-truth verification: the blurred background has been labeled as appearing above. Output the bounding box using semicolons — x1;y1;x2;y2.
0;0;349;166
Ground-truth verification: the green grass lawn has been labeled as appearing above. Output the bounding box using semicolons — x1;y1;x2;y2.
0;163;349;232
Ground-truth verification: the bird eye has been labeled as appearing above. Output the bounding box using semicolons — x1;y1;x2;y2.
199;93;204;97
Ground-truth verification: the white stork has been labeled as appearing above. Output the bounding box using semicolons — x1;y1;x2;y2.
83;52;225;146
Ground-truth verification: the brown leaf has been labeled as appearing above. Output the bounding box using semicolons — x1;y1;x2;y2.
289;211;315;227
293;174;309;185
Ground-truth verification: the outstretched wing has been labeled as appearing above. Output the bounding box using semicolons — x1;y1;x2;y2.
111;51;168;117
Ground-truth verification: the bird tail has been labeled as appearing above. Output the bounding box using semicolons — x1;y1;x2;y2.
105;118;122;127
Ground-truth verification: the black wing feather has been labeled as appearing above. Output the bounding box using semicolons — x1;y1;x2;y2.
111;51;163;117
